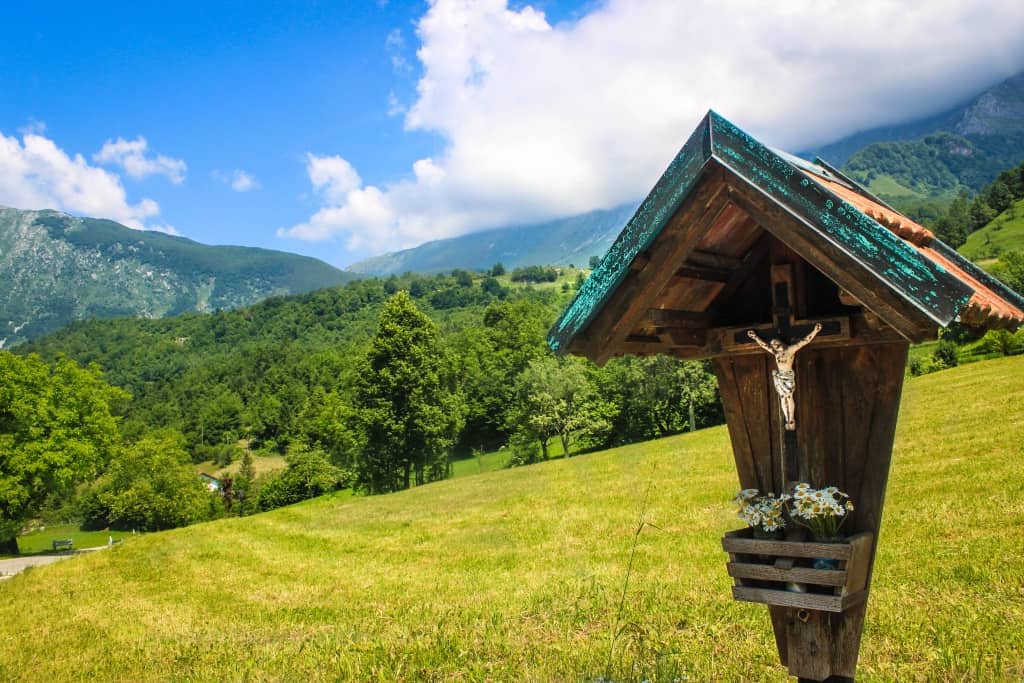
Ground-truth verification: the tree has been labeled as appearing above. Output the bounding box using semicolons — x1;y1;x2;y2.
678;360;720;432
233;449;257;516
990;250;1024;296
0;353;126;552
452;300;549;452
353;291;464;493
511;356;611;459
255;444;345;511
81;430;212;532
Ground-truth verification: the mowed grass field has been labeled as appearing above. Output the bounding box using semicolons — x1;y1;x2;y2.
1;357;1023;681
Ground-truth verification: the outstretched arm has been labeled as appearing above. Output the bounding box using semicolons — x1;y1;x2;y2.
791;322;823;352
746;329;773;353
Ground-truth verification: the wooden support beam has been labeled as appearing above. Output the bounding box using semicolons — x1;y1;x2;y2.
674;265;731;282
688;249;743;270
646;309;711;328
712;232;770;306
586;165;729;366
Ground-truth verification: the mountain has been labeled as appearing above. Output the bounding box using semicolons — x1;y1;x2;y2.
0;206;355;347
345;203;639;276
817;72;1024;203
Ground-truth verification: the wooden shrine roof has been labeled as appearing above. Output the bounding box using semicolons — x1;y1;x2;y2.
548;112;1024;364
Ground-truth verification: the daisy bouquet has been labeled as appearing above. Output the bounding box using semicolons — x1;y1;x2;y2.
788;483;854;540
733;488;790;535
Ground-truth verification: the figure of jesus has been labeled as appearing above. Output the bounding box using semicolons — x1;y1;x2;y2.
747;322;823;431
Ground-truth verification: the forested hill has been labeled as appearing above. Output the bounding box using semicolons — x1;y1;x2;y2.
831;72;1024;206
0;205;354;347
20;268;723;465
345;203;638;276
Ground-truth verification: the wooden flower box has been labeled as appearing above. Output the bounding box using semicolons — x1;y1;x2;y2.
721;529;874;613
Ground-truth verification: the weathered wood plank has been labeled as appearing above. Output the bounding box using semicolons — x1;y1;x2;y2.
687;249;743;270
732;587;855;613
722;535;853;560
727;562;847;587
646;308;710;328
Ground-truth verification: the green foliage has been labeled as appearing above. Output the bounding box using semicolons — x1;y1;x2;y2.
987;250;1024;295
510;265;558;283
510;356;613;460
80;430;212;532
0;207;354;346
353;292;464;493
452;299;551;452
0;352;126;545
489;262;506;276
930;161;1024;249
594;356;720;447
846;132;1024;204
961;201;1024;261
255;445;346;512
979;328;1024;357
932;340;959;368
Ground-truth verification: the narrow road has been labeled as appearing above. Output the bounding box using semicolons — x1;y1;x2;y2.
0;547;107;580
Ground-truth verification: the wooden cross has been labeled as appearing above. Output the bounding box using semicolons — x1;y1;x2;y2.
733;265;847;487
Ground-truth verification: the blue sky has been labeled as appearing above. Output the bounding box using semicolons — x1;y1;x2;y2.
2;1;1023;268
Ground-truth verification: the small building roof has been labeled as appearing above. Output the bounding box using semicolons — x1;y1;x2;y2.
548;112;1024;363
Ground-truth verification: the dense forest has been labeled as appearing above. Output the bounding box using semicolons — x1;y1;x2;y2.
3;268;723;546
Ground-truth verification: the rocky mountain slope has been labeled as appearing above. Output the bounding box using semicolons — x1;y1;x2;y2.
0;206;353;346
829;73;1024;202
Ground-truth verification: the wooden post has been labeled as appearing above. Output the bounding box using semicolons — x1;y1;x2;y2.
716;337;908;680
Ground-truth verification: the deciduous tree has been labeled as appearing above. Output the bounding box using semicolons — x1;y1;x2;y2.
0;352;126;552
353;292;464;493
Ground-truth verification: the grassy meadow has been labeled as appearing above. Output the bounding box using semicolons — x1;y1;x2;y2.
1;356;1022;681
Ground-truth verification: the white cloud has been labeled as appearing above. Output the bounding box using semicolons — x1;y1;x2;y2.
387;91;405;117
386;28;412;75
17;119;47;136
305;153;362;203
231;170;258;192
286;0;1024;254
0;130;165;230
213;169;260;192
93;136;186;184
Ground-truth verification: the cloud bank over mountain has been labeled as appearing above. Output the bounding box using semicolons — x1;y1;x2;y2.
284;0;1024;254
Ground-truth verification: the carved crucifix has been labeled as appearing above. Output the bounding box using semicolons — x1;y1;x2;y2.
747;322;821;431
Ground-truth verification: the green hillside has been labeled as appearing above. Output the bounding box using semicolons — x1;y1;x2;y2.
1;356;1021;681
834;72;1024;208
845;131;1024;203
960;197;1024;259
0;206;354;346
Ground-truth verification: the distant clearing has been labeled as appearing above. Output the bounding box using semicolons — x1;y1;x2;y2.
0;357;1022;681
960;197;1024;260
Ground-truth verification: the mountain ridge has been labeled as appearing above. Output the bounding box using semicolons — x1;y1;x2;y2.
0;205;354;346
345;203;639;276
